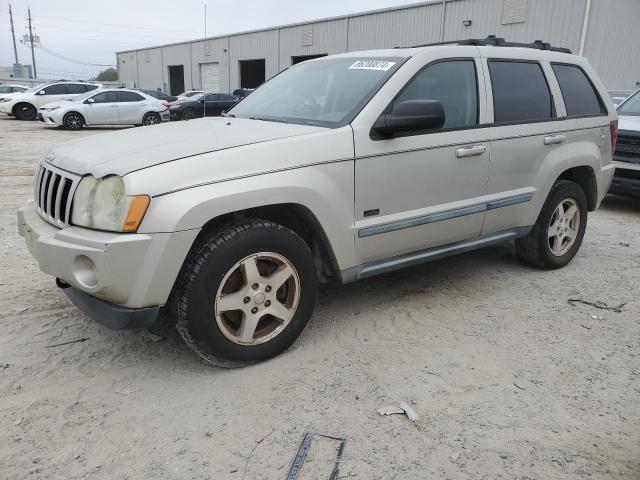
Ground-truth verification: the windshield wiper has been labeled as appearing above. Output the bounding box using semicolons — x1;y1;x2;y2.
249;116;287;124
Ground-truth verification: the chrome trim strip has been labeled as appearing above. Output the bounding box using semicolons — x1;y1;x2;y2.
358;192;534;238
355;227;533;280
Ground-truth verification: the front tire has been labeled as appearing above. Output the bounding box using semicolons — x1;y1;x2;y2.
142;112;161;126
516;180;588;269
171;220;319;367
182;108;196;120
14;103;37;121
63;112;84;130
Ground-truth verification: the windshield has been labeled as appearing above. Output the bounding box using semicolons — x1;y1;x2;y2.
24;85;44;94
227;57;405;127
618;90;640;116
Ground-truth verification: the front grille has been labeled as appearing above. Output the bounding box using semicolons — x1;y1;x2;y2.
34;162;81;228
615;135;640;164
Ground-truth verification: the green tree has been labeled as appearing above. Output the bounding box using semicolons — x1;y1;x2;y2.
94;68;118;81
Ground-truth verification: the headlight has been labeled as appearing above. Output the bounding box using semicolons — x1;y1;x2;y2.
71;175;150;232
44;106;61;111
0;98;11;103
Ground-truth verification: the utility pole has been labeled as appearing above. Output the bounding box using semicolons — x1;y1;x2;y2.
9;3;20;67
27;6;37;78
204;3;207;39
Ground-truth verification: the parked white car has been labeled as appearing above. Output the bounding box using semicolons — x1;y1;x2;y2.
0;83;29;101
38;89;168;129
0;81;101;120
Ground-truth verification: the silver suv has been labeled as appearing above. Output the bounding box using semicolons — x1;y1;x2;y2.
18;38;617;365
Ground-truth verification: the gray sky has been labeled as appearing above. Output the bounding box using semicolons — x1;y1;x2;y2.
3;0;418;80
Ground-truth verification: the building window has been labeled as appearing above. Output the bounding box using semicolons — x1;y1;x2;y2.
502;0;528;25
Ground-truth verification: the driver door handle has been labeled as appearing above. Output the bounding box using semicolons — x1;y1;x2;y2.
456;145;486;158
544;134;567;145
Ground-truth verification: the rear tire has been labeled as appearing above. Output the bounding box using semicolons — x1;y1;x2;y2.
63;112;84;130
142;112;161;126
516;180;588;269
171;220;319;367
14;103;37;121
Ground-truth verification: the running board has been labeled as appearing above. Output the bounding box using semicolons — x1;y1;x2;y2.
348;227;532;282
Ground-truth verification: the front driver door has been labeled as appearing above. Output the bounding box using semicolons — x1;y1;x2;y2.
83;91;119;125
352;57;491;266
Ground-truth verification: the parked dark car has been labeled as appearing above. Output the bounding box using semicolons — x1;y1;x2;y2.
169;92;239;120
232;88;255;99
139;89;177;103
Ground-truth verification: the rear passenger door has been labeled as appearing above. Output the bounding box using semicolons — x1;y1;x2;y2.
481;56;567;235
117;91;147;124
353;57;491;264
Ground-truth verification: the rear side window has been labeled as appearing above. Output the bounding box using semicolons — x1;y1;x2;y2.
489;60;554;123
394;60;478;129
552;64;606;116
67;84;86;94
43;84;68;95
118;91;144;102
85;84;99;91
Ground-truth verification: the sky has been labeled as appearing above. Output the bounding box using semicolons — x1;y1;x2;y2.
2;0;420;80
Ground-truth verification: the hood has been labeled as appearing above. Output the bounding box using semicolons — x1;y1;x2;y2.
618;115;640;133
0;91;26;101
47;117;327;177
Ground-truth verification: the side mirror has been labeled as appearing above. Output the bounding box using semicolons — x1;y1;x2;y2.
85;98;95;104
38;90;46;95
200;98;206;103
372;99;445;138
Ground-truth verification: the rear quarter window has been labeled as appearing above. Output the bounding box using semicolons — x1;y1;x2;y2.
488;60;554;123
551;63;607;117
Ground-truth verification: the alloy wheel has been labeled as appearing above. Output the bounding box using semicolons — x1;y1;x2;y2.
548;198;580;256
214;252;300;346
65;113;83;129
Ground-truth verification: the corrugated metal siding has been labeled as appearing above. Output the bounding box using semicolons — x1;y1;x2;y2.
136;48;163;91
229;30;279;87
190;38;230;91
444;0;586;53
347;3;443;51
583;0;640;89
278;19;348;69
162;44;192;91
117;53;139;89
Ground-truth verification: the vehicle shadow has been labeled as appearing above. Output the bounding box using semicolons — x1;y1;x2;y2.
600;194;640;213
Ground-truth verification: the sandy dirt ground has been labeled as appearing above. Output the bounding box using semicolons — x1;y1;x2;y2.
1;117;639;480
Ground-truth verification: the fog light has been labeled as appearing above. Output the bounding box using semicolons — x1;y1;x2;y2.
73;255;97;287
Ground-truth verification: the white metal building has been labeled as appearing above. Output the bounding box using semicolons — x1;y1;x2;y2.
116;0;640;95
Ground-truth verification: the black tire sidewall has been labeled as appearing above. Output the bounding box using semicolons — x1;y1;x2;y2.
143;112;160;125
64;113;83;129
183;226;318;362
536;182;588;268
183;108;195;120
16;103;36;121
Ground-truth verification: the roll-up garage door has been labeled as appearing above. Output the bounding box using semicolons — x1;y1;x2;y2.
200;62;220;91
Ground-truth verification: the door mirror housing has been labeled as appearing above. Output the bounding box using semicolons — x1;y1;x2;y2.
38;90;46;95
372;99;445;138
85;98;95;104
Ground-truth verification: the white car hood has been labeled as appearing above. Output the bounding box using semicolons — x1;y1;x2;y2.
0;91;27;101
618;115;640;133
40;100;75;110
47;117;327;177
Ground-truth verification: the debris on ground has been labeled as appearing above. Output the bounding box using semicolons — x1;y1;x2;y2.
618;242;631;247
285;432;346;480
513;382;526;391
567;298;626;313
140;329;163;343
377;402;419;421
242;429;274;480
45;338;89;348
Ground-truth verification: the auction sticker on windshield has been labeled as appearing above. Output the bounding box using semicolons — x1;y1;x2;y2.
349;60;396;71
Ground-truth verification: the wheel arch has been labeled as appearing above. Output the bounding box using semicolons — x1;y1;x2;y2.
557;165;597;211
11;101;36;116
194;203;340;283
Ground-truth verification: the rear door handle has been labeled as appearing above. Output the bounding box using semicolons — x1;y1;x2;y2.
544;134;567;145
456;145;486;158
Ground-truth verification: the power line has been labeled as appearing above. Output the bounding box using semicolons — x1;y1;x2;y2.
33;24;195;41
21;14;201;34
34;45;115;67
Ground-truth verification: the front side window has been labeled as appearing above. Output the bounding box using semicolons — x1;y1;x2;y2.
489;60;554;123
43;84;68;95
118;91;144;102
91;91;119;103
552;64;606;117
228;57;405;127
393;60;478;130
203;94;218;101
618;90;640;116
0;86;10;93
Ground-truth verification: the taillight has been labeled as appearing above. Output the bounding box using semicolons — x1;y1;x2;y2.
610;120;618;153
161;101;169;111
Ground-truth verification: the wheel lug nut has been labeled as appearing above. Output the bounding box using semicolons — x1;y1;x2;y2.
252;283;259;290
251;307;258;314
265;300;271;307
265;286;272;292
243;296;250;304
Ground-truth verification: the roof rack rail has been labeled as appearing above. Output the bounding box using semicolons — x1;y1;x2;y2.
398;35;572;54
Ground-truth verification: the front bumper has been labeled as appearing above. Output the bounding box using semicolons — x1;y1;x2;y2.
18;201;199;326
37;109;63;126
610;162;640;197
0;102;14;114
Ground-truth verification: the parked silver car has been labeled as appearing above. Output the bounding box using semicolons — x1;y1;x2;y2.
18;38;616;365
610;89;640;197
38;88;168;129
